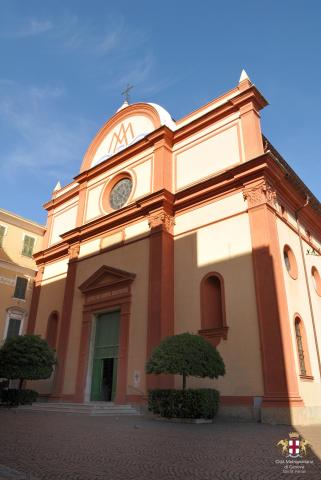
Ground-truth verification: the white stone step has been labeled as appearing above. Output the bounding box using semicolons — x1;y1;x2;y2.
19;402;140;416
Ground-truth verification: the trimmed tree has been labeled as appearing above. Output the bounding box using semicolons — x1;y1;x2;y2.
146;332;225;390
0;334;56;390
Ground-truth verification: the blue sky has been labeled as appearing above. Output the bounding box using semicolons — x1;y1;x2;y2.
1;0;321;224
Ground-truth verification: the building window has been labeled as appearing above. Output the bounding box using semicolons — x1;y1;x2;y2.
199;273;228;347
22;235;35;257
283;245;298;279
109;178;133;210
13;277;28;300
4;308;25;340
295;318;307;376
294;316;312;379
6;318;21;339
311;267;321;296
0;225;6;247
46;312;59;349
101;173;134;213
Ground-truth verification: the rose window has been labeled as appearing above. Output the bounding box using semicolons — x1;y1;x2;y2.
109;178;132;210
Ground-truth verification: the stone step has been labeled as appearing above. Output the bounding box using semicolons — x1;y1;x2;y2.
19;402;140;416
25;402;118;408
22;404;120;409
22;408;140;416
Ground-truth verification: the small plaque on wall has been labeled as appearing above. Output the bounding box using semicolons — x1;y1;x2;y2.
133;370;141;387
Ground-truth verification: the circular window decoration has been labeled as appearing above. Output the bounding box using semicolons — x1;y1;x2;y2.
311;267;321;296
283;245;298;279
109;177;133;210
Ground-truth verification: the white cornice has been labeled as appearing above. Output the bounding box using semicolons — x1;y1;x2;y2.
0;260;36;277
0;208;45;234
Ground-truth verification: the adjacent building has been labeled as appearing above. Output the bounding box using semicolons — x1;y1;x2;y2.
27;71;321;425
0;208;44;343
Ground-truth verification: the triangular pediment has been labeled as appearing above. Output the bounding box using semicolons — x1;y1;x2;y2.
79;265;135;294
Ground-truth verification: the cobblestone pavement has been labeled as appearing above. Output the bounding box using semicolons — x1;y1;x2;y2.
0;410;321;480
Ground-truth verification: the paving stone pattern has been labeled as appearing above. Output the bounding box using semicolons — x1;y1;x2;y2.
0;410;321;480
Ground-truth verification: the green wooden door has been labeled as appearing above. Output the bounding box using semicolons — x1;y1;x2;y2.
90;311;120;401
91;359;103;400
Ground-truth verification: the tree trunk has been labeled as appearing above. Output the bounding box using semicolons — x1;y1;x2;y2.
182;372;186;390
19;378;24;390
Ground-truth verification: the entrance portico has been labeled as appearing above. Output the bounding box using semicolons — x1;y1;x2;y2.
75;265;135;404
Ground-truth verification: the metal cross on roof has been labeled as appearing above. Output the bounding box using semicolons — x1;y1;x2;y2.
121;84;133;104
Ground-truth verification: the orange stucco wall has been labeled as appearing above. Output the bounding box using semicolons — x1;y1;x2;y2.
276;216;321;406
174;193;264;396
62;238;149;397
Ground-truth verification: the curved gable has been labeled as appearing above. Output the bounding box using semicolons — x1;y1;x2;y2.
80;103;164;173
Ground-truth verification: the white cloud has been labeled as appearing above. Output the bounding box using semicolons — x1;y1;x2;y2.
53;13;126;57
137;76;181;97
112;53;154;91
98;30;120;55
0;81;93;184
2;19;53;38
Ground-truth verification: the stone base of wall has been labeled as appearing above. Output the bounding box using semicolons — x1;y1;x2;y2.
261;406;321;426
35;391;321;426
217;404;321;425
217;405;261;423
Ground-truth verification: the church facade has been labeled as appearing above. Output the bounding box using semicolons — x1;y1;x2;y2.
28;72;321;425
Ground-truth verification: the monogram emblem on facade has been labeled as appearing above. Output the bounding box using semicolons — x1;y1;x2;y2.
108;123;135;154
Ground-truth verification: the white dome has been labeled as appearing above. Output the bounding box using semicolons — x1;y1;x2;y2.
148;103;176;131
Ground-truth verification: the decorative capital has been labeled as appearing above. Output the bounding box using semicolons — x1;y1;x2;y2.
68;243;80;260
37;264;45;275
148;212;175;233
243;181;277;209
35;264;45;284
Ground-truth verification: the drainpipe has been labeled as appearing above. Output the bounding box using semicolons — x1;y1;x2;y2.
295;196;321;379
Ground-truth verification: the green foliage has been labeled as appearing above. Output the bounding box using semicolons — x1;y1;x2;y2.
0;335;56;383
148;388;220;419
0;389;38;406
146;333;225;389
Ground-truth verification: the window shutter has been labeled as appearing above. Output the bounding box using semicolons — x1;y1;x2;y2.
6;318;21;339
13;277;28;299
0;225;5;247
22;235;35;257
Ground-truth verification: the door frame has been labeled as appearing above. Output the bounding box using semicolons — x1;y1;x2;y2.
75;266;135;404
85;309;120;402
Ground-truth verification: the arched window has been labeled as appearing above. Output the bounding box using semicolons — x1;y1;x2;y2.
46;311;59;349
199;273;228;346
294;316;312;378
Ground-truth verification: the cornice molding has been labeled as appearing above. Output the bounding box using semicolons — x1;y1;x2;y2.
79;265;136;295
0;259;37;277
173;84;267;145
43;185;79;211
34;152;321;266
